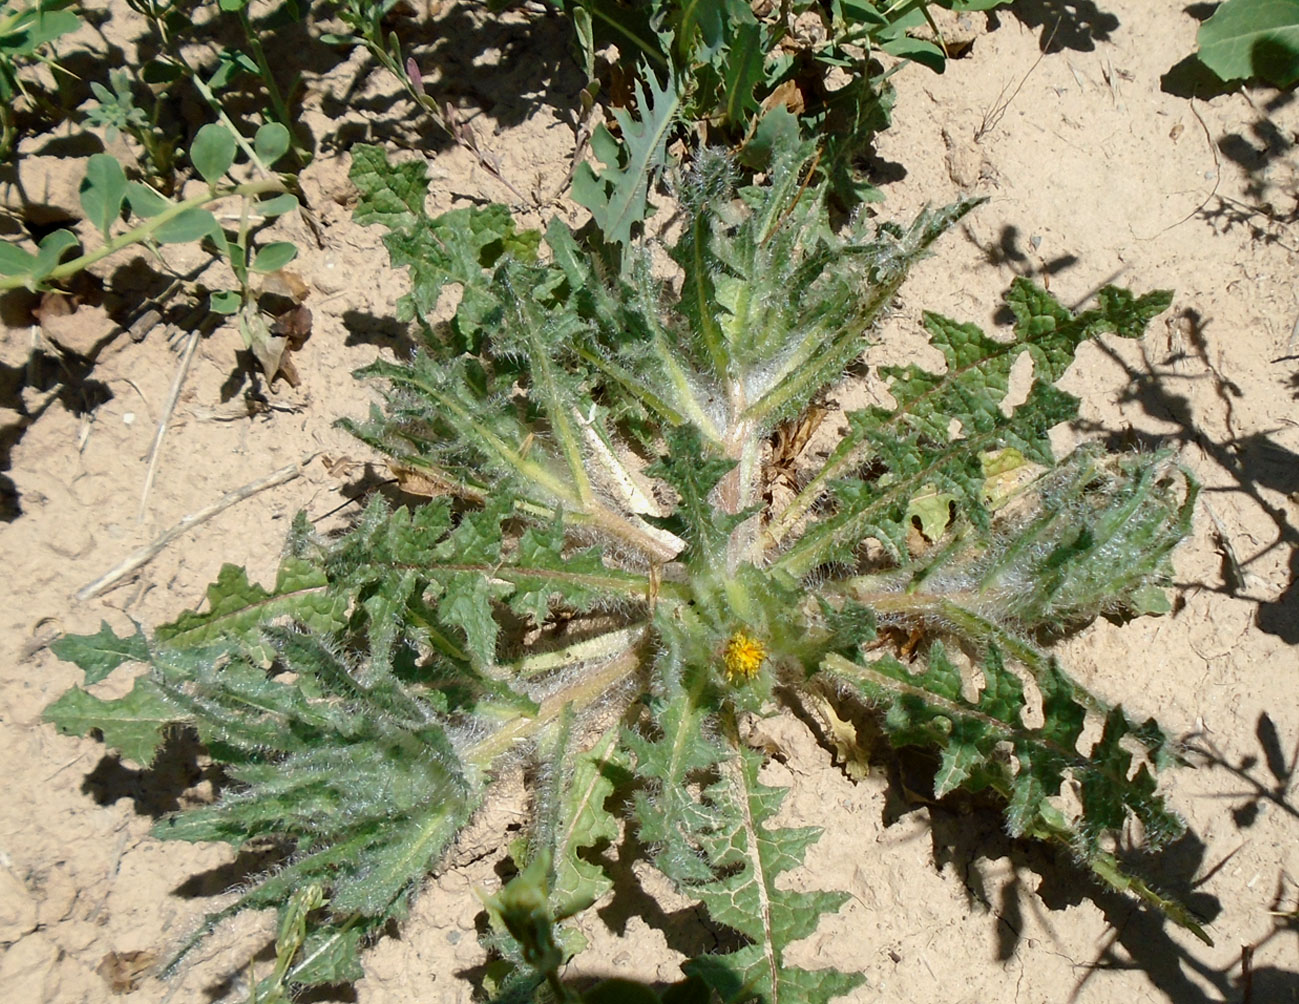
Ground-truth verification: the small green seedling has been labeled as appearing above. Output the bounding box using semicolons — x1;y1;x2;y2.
84;67;179;185
0;121;300;373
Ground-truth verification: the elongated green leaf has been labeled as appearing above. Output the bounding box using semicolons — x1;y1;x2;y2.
645;427;740;556
349;143;430;231
719;17;764;126
6;5;80;53
821;623;1199;941
551;727;626;921
290;923;365;984
627;652;726;885
683;745;862;1004
155;557;343;654
580;0;664;71
350;147;540;337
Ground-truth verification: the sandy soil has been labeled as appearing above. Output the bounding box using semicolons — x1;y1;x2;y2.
1;2;1296;1002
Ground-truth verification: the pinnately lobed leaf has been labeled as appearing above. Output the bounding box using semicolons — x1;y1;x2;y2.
683;745;864;1004
49;619;148;685
572;68;680;253
45;137;1204;999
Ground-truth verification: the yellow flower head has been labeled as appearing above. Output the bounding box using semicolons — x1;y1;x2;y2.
722;630;767;683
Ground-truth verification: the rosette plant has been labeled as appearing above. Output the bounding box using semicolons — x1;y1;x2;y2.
47;140;1205;1002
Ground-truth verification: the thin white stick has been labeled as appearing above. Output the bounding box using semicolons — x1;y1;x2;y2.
138;327;200;521
78;454;316;602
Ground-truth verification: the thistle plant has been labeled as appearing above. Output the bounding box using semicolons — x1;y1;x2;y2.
47;139;1205;1001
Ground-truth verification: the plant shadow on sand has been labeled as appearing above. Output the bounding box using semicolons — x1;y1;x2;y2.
875;736;1237;1003
995;0;1120;54
1163;712;1299;1003
1077;317;1299;645
321;6;584;192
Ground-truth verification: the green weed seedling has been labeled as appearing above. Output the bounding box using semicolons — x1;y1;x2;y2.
0;121;299;373
46;139;1206;1001
0;0;79;155
84;66;179;187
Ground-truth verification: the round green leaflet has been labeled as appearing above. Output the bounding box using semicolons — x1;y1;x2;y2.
190;124;237;185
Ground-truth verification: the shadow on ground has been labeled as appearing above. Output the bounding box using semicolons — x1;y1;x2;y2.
1077;318;1299;645
998;0;1120;53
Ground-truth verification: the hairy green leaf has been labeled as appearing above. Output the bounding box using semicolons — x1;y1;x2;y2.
773;278;1175;575
550;727;625;922
45;676;179;765
683;744;863;1003
50;620;149;685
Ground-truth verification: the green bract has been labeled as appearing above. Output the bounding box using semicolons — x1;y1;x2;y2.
46;141;1204;1001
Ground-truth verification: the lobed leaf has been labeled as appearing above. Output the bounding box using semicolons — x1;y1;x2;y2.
549;727;626;922
573;69;680;253
50;620;148;685
44;676;180;765
682;745;863;1004
773;278;1175;575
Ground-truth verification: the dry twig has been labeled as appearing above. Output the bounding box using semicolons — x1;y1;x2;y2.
78;454;316;601
138;327;200;520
